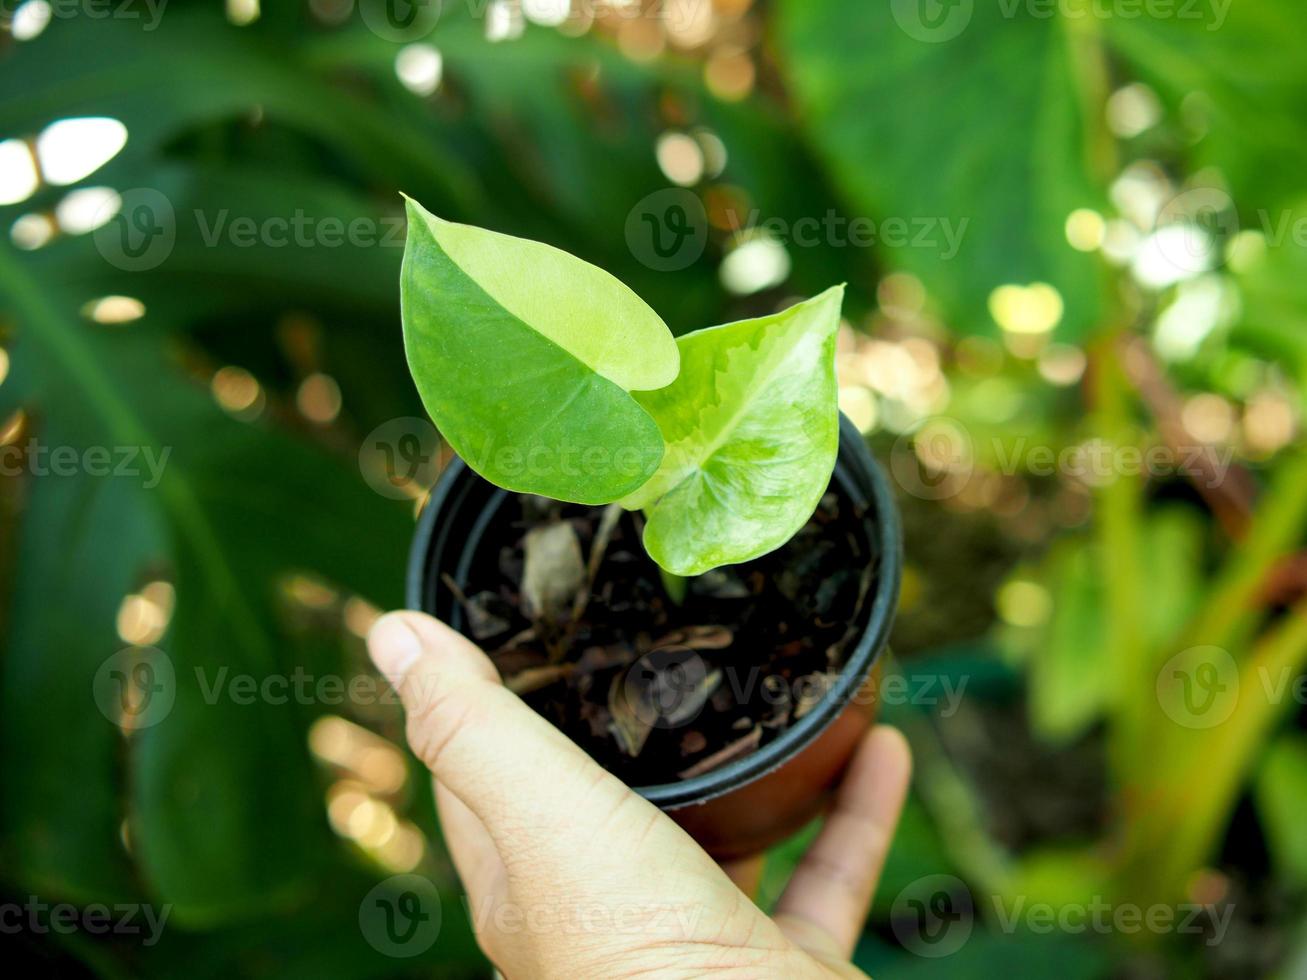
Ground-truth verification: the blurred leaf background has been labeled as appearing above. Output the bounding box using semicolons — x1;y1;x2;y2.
1;0;1305;976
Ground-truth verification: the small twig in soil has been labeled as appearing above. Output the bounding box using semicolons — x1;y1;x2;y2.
571;502;623;623
678;724;763;780
507;663;574;696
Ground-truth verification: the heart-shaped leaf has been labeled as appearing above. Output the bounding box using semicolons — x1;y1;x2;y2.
776;0;1103;339
623;287;844;575
401;198;678;504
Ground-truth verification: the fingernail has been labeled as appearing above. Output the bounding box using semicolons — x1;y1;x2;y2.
368;613;424;688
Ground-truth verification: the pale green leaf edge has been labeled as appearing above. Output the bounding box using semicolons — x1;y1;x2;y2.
402;194;679;391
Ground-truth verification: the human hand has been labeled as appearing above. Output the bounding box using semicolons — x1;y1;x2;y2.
368;611;912;979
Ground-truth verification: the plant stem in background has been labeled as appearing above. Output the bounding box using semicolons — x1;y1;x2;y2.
1088;337;1148;796
1115;450;1307;904
1120;601;1307;906
1181;451;1307;655
659;566;688;606
1059;0;1118;184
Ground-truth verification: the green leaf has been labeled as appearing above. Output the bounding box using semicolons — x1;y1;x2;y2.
1026;541;1110;745
1256;736;1307;889
0;240;411;922
623;287;843;576
0;7;484;213
1024;507;1202;744
132;860;486;978
776;1;1104;338
401;198;677;504
1231;201;1307;393
856;928;1111;980
1103;2;1307;212
1;467;161;905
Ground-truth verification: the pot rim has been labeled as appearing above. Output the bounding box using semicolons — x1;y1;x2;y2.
406;414;902;810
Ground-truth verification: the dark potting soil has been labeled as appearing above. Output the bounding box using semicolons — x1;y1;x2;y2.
443;480;876;786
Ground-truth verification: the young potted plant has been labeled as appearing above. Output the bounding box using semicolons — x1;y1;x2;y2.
400;197;901;858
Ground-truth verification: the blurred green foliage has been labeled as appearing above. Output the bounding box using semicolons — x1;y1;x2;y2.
1;0;1306;977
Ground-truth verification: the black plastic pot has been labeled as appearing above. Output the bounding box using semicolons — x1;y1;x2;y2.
407;414;902;859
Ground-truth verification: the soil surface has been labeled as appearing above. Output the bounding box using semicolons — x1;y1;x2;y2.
445;481;877;785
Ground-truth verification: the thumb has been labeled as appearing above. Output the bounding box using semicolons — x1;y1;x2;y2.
369;613;793;974
367;611;638;855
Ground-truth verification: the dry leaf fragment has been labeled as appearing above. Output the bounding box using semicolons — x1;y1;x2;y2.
608;655;722;758
521;521;585;623
464;592;510;639
608;673;654;757
680;730;708;756
440;573;511;640
579;699;611;740
664;668;722;727
576;643;636;674
794;671;840;719
761;672;792;729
